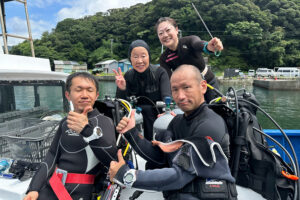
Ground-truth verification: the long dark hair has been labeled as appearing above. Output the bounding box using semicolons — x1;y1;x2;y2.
155;17;178;32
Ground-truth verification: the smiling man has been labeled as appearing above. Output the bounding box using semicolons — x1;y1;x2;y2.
24;72;117;200
109;65;236;200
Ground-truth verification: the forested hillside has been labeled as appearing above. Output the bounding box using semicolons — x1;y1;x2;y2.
10;0;300;71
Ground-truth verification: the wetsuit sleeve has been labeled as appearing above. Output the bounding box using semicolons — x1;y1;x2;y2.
27;121;63;192
159;55;172;78
186;35;207;53
157;67;172;99
123;127;166;165
114;162;195;191
84;116;117;167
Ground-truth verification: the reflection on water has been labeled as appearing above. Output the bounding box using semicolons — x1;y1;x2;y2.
98;81;300;129
98;81;117;99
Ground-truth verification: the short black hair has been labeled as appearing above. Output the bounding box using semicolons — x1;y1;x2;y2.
65;72;99;93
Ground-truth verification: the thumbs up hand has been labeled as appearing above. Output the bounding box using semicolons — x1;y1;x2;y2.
116;110;136;134
67;106;93;134
109;149;126;182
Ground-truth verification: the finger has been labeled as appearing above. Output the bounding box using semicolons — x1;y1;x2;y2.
112;69;119;76
170;111;176;116
118;67;122;75
117;149;124;162
152;140;160;146
82;106;93;115
130;109;136;120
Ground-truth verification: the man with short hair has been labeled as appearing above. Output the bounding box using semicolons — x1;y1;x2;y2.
24;72;117;200
109;65;236;200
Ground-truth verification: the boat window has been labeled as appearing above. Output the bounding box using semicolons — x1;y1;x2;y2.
0;81;67;118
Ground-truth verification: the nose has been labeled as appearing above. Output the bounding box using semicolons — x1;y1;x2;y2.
177;89;186;101
137;57;143;63
81;90;88;98
162;31;168;38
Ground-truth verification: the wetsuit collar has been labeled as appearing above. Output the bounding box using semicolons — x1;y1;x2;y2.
184;102;206;121
135;66;150;78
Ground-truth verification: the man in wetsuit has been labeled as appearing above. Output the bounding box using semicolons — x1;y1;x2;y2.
109;65;236;200
24;72;117;200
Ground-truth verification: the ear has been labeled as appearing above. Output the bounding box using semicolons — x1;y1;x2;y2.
200;80;207;95
96;92;99;100
65;91;71;101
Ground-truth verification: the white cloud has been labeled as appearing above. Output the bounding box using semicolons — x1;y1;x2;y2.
6;17;54;46
3;0;151;46
57;0;152;22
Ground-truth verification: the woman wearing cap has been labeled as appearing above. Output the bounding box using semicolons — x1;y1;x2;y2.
113;39;171;142
156;17;223;102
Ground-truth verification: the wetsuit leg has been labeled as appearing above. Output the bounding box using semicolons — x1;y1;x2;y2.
205;77;219;103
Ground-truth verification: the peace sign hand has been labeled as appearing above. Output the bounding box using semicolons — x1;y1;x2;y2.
113;67;126;90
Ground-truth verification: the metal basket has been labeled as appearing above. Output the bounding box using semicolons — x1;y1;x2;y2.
0;119;58;162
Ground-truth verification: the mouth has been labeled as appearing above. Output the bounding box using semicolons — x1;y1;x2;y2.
162;37;172;43
135;65;145;69
79;101;91;104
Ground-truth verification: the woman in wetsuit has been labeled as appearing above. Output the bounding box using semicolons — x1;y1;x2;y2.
156;17;223;103
113;39;171;142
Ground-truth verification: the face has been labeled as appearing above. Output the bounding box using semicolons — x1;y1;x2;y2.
65;76;99;113
157;21;179;51
171;71;207;115
130;46;150;73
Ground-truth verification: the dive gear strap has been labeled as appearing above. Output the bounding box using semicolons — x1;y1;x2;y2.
49;168;95;200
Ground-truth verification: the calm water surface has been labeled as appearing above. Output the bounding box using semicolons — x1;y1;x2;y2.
98;81;300;129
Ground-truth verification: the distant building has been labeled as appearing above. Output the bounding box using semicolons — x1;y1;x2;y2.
118;59;132;72
54;60;87;73
95;59;118;73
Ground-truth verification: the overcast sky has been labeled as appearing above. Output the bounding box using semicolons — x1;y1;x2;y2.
2;0;152;46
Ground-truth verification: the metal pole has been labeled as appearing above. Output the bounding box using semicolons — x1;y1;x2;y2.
0;0;8;54
110;39;113;55
24;0;35;57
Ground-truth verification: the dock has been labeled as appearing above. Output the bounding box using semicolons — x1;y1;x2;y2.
253;78;300;90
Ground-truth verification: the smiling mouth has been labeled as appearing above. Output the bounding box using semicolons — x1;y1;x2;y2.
80;101;90;104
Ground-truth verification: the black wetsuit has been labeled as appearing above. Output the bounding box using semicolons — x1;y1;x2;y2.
114;103;234;200
160;35;219;102
116;64;171;141
27;109;117;200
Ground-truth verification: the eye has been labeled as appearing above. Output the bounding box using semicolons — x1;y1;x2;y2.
171;88;178;92
184;86;190;90
166;28;170;33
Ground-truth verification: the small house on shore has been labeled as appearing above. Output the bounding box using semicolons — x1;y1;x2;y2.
95;59;118;73
118;59;132;72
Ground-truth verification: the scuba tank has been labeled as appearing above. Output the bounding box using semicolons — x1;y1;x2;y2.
153;97;183;140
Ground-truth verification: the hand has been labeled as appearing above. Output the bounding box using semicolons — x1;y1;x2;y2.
116;110;136;134
109;149;126;182
113;67;126;90
207;37;223;53
157;111;176;118
67;106;93;133
23;191;39;200
152;140;183;153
